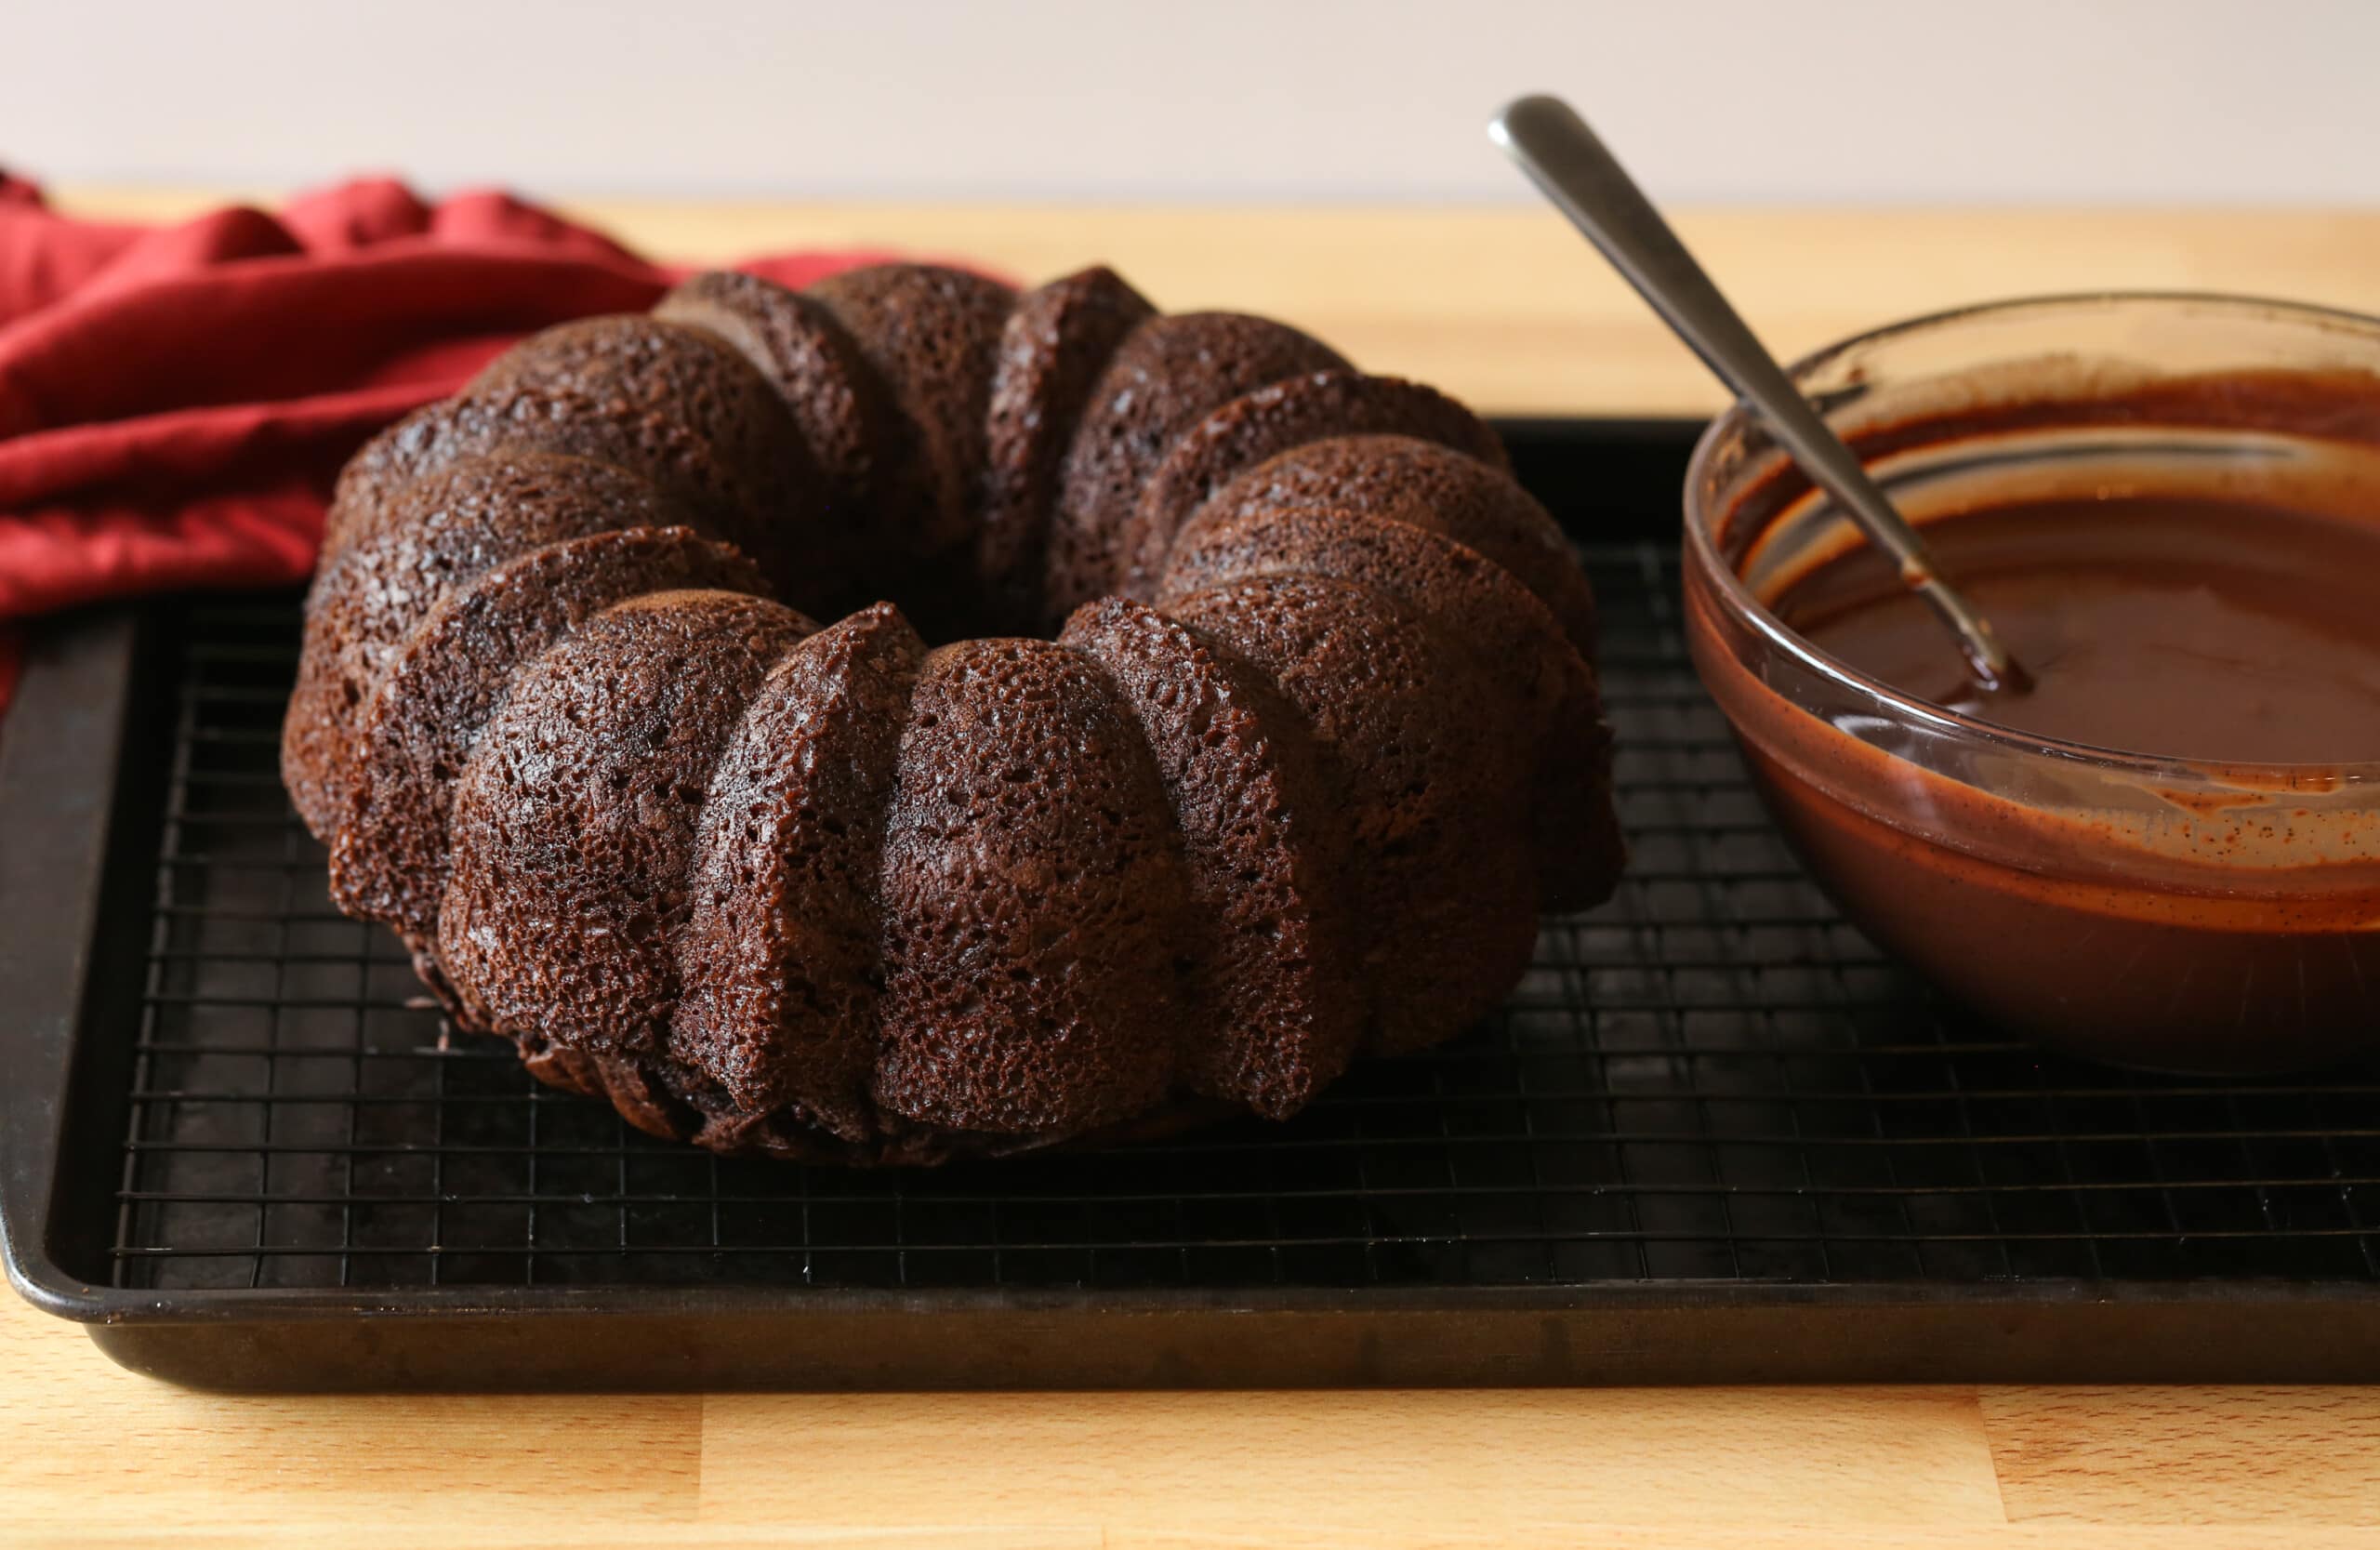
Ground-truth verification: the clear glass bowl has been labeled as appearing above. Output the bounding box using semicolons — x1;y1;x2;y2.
1683;293;2380;1071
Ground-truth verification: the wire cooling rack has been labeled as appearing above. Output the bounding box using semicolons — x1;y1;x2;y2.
112;544;2380;1300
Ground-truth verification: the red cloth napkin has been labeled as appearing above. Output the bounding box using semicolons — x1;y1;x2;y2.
0;174;903;724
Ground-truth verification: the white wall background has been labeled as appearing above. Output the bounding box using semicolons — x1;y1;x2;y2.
8;0;2379;204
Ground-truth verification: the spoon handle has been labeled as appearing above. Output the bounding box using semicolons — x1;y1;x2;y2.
1488;93;2023;692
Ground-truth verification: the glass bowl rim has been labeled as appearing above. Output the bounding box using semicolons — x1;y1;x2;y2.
1680;288;2380;785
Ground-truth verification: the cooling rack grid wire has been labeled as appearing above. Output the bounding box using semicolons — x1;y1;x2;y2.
114;546;2380;1296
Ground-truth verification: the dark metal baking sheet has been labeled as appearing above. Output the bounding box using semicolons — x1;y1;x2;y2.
6;418;2377;1391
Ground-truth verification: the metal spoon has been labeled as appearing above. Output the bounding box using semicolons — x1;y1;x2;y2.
1488;93;2029;695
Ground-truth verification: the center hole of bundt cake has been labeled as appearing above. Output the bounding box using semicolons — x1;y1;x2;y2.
851;575;1056;649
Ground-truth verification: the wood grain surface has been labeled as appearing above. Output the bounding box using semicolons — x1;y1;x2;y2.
8;195;2380;1544
49;191;2380;417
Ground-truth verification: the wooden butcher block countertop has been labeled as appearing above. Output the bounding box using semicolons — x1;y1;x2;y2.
7;193;2380;1547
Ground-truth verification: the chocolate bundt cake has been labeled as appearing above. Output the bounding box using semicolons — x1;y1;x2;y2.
284;262;1622;1165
